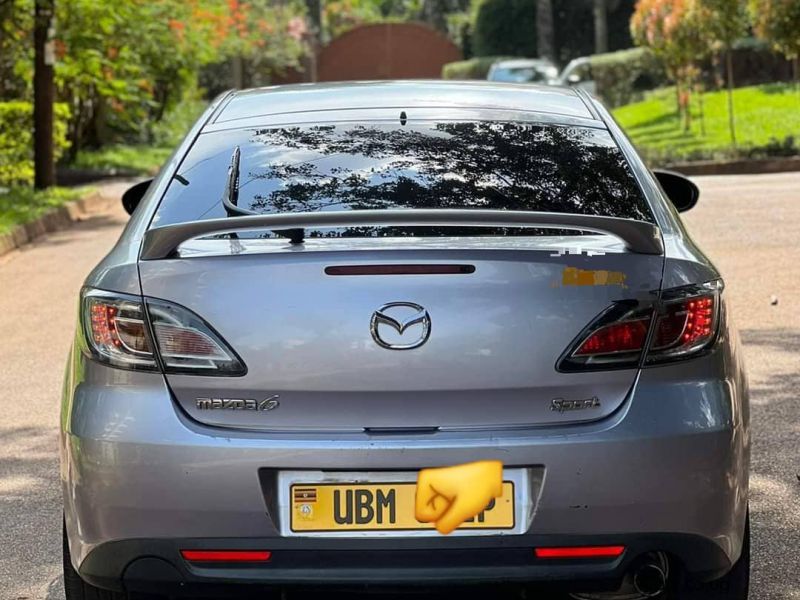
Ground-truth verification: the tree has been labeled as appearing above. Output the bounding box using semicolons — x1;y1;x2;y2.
1;0;33;99
51;0;305;152
696;0;749;144
748;0;800;90
323;0;382;39
631;0;712;131
594;0;609;54
1;0;306;187
536;0;555;61
472;0;537;57
33;0;55;189
411;0;472;33
304;0;321;81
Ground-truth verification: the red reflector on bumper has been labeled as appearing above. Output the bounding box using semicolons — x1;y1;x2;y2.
534;546;626;559
180;550;271;562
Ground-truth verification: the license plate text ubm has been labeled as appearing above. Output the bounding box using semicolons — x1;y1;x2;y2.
333;489;396;525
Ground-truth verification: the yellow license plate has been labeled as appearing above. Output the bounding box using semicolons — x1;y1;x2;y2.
290;481;515;532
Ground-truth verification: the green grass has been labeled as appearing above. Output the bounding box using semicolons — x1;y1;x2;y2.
613;82;800;164
0;186;90;235
71;144;173;175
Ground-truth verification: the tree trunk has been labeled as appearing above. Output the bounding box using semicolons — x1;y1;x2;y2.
33;0;55;189
232;55;244;89
593;0;608;55
679;82;691;133
698;84;706;137
725;47;736;146
536;0;555;62
304;0;323;82
306;0;323;43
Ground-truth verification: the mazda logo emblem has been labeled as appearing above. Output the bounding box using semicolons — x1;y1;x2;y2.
370;302;431;350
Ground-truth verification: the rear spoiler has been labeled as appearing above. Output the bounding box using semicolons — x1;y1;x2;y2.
140;209;663;260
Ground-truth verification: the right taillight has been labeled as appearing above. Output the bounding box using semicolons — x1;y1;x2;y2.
80;288;246;376
646;282;720;363
558;281;722;371
573;317;651;357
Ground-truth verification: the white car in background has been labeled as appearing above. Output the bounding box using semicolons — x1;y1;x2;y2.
486;57;597;96
558;57;597;95
487;58;559;84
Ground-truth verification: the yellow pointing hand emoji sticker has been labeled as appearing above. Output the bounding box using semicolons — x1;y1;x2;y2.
415;460;504;535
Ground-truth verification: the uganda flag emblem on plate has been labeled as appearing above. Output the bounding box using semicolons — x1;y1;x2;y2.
293;487;318;503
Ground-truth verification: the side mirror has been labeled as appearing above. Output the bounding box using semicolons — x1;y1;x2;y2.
567;73;581;85
653;169;699;213
121;179;153;216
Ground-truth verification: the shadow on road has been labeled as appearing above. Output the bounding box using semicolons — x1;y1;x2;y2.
0;425;63;599
740;327;800;600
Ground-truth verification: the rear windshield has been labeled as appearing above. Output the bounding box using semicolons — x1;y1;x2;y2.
152;121;654;236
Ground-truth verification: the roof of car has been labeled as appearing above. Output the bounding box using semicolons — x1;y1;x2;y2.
211;80;597;128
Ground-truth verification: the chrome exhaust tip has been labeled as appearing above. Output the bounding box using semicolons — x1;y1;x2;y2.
633;562;668;597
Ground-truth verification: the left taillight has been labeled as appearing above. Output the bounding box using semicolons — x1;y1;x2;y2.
80;289;246;376
81;289;158;371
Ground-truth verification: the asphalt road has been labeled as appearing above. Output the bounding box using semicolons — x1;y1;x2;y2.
0;173;798;599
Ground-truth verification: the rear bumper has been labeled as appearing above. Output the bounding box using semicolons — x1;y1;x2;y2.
61;334;749;594
80;533;732;596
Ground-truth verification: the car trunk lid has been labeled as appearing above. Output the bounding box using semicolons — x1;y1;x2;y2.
138;236;663;432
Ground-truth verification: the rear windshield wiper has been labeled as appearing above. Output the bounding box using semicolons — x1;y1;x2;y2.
222;146;305;244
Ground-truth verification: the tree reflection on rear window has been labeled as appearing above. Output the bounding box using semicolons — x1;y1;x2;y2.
153;121;653;237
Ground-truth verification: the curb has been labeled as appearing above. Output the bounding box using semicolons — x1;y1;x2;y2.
0;190;117;258
666;156;800;176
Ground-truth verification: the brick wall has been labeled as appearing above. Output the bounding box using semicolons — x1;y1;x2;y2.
317;22;461;81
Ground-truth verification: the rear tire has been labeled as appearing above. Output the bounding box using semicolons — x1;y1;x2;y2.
63;521;126;600
680;512;750;600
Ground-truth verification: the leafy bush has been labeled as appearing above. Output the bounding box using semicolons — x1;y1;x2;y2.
70;145;173;176
0;102;71;187
71;96;207;175
590;47;666;108
472;0;537;58
728;37;796;86
148;96;207;147
744;135;797;158
441;55;514;80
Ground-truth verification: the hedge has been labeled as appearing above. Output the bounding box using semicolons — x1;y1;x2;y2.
590;47;666;108
441;55;514;80
0;101;71;187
